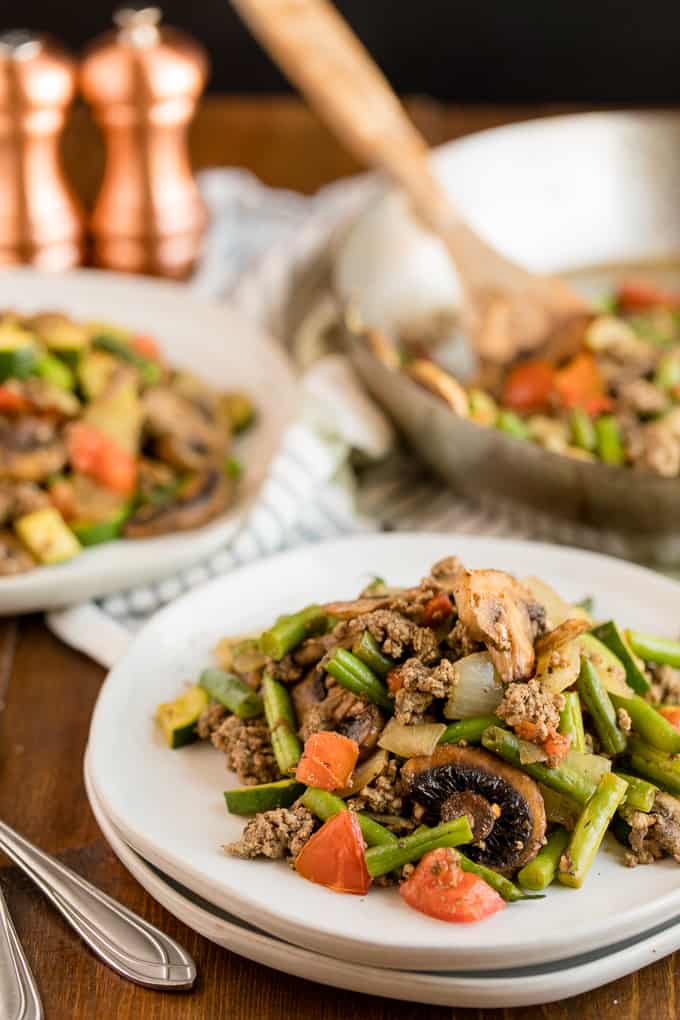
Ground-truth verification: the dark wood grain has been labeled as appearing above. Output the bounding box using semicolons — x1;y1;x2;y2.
2;95;677;1020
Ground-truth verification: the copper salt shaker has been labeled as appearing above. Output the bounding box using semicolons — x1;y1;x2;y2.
0;31;84;269
80;7;208;279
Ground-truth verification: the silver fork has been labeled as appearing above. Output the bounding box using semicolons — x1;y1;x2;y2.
0;819;196;990
0;882;43;1020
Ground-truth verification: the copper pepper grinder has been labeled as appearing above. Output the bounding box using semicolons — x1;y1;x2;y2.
0;31;84;269
80;7;208;279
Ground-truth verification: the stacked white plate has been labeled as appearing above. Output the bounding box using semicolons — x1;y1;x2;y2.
86;534;680;1008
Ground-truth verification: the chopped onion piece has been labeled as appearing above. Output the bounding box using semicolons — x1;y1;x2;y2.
518;738;548;764
338;748;389;797
539;784;579;830
563;749;611;785
444;651;503;720
534;637;581;693
378;719;446;758
522;575;592;630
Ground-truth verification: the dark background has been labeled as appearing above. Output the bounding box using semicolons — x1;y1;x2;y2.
3;0;680;101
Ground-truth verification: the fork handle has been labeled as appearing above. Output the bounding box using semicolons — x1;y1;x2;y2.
0;885;43;1020
0;820;196;990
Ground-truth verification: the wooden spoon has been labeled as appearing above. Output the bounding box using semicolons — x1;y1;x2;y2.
231;0;590;363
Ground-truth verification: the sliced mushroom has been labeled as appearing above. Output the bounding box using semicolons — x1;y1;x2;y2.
336;704;385;760
534;617;590;658
452;568;537;683
402;744;546;873
0;530;35;575
123;468;232;538
320;596;395;619
291;667;327;723
143;386;230;471
366;327;401;370
0;418;66;482
406;359;469;417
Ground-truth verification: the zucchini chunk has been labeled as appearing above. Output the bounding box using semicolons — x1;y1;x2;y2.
156;685;209;749
225;778;305;816
0;323;38;381
14;507;81;565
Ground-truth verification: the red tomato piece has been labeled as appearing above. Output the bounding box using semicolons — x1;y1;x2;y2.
295;811;370;894
67;423;137;495
0;385;30;414
131;334;161;360
553;352;612;414
296;731;359;791
659;706;680;732
400;848;505;923
422;593;454;628
617;278;680;312
501;360;555;412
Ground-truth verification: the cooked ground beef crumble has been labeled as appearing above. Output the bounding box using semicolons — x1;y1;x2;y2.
211;715;279;786
225;805;316;859
496;679;565;743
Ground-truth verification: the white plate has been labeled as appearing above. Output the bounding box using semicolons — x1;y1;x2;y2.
0;268;296;614
85;750;680;1010
88;533;680;973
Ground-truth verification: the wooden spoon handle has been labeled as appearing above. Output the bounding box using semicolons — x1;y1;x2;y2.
231;0;456;233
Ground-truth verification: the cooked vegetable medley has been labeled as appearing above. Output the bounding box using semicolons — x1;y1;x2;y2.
0;310;254;574
375;278;680;478
158;555;680;924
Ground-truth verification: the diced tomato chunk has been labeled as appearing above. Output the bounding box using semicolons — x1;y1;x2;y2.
501;360;555;412
295;811;370;894
422;593;454;628
0;385;30;414
400;848;505;923
131;334;161;360
659;706;680;732
617;278;680;312
553;352;612;415
67;422;137;495
296;731;359;791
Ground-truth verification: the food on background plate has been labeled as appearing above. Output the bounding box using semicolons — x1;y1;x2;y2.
0;310;255;574
371;278;680;478
157;553;680;924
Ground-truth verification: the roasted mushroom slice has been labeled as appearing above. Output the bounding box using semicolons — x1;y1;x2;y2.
402;744;546;872
336;704;385;760
0;418;67;482
143;386;230;471
405;359;469;417
0;530;35;575
452;568;537;683
123;469;232;538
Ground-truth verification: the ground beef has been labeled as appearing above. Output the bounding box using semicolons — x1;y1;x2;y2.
647;664;680;705
496;679;565;743
345;609;440;664
299;683;367;741
0;480;50;524
225;805;316;860
196;702;226;739
617;707;632;735
265;654;303;684
211;715;279;785
626;412;680;478
446;619;483;658
624;793;680;867
526;601;548;640
393;657;456;724
348;758;403;816
618;379;669;416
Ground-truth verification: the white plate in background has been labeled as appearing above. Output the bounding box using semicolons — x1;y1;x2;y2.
0;268;296;613
88;533;680;972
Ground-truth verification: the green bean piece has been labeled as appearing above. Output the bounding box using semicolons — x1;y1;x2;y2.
628;737;680;795
352;630;395;678
496;409;530;440
654;351;680;391
570;408;597;452
439;715;503;746
576;657;627;755
199;669;263;719
481;726;596;805
558;773;628;888
300;786;397;847
326;649;394;713
609;691;680;754
458;854;540;901
614;771;657;813
559;692;586;753
575;596;594;614
262;673;302;774
364;817;473;878
594;415;625;466
259;605;326;661
518;828;570;891
468;388;498;427
627;630;680;668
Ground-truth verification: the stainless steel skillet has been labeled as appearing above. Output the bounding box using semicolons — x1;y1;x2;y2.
334;111;680;562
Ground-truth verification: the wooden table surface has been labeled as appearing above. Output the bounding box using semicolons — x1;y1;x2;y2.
2;95;676;1020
